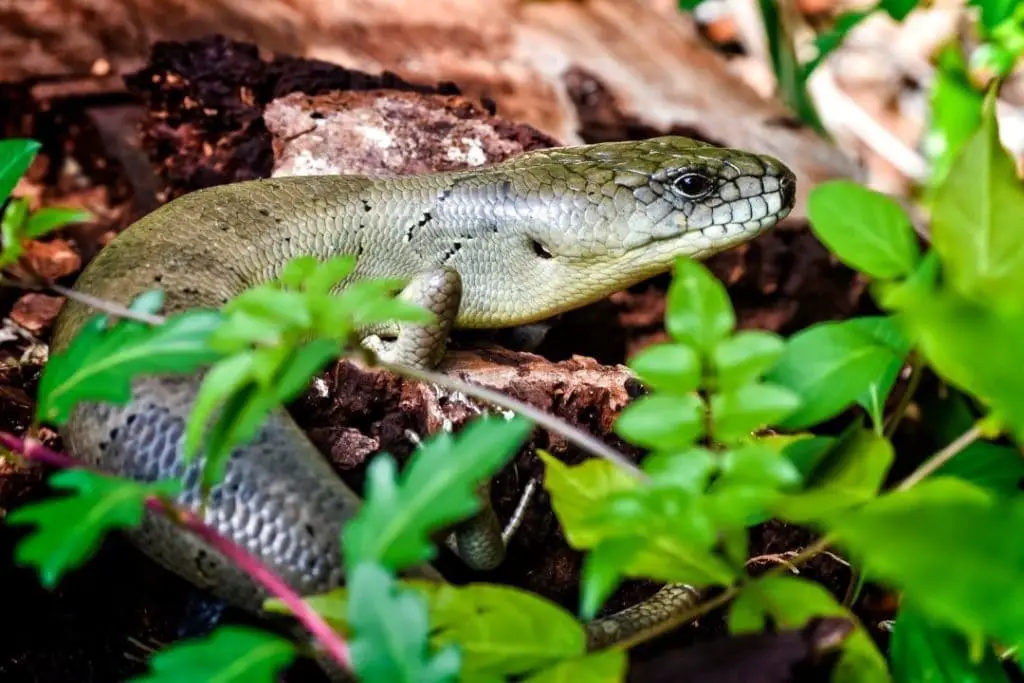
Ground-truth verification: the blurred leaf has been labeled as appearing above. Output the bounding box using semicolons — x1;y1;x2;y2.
710;384;801;443
1;197;29;267
0;138;40;204
729;575;891;683
8;469;180;588
824;478;1024;651
642;448;718;492
807;181;920;280
711;331;786;392
969;0;1018;30
931;88;1024;306
129;626;295;683
520;649;626;683
343;416;531;571
615;393;706;450
579;535;647;620
920;391;1024;496
880;0;920;20
896;288;1024;442
890;603;1009;683
629;343;702;395
36;292;222;426
665;258;735;353
766;317;910;429
759;0;826;132
427;583;586;680
755;433;837;481
802;10;872;79
347;563;461;683
718;444;802;490
924;44;986;189
776;427;894;522
25;206;91;238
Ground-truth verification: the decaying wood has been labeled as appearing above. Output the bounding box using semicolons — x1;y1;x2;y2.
1;0;857;218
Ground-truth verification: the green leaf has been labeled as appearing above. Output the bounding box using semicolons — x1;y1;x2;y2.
775;427;894;522
718;444;802;490
348;563;461;683
615;394;705;450
896;288;1024;442
969;0;1017;30
923;44;985;189
1;197;29;267
824;478;1024;649
880;0;920;20
343;416;532;571
539;452;640;549
802;10;873;79
128;626;295;683
931;88;1024;306
729;575;891;683
426;583;586;680
629;343;701;395
709;383;801;443
711;330;785;392
807;181;920;280
766;316;910;429
520;649;626;683
890;603;1009;683
579;536;646;620
0;138;40;204
8;469;180;588
758;0;826;132
664;258;735;353
37;297;223;425
24;206;91;238
754;433;837;481
642;448;718;492
920;391;1024;496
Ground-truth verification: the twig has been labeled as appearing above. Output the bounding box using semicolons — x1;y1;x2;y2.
883;357;923;439
381;361;648;481
50;283;167;326
896;422;983;491
0;431;352;672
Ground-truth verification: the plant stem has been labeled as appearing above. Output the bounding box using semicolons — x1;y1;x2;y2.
883;356;923;439
896;422;983;491
0;431;352;672
50;283;167;326
381;361;648;481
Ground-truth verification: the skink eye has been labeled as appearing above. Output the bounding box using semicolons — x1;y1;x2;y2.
532;240;553;259
672;173;714;199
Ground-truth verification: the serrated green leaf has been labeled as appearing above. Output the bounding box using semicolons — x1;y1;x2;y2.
931;88;1024;306
665;258;735;353
775;427;894;522
520;649;626;683
807;181;920;280
629;343;701;395
348;563;461;683
427;583;586;680
343;416;531;570
615;393;705;450
711;330;785;392
36;301;223;425
710;384;801;443
890;603;1009;683
766;316;910;429
8;469;180;588
24;206;91;238
539;452;640;549
824;477;1024;652
0;138;40;204
129;625;295;683
729;575;891;683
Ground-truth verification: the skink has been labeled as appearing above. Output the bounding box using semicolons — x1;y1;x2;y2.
50;135;797;667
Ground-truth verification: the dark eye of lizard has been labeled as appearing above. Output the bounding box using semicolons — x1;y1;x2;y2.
532;239;553;259
672;172;714;199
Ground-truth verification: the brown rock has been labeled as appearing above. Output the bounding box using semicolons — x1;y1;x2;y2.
10;294;65;335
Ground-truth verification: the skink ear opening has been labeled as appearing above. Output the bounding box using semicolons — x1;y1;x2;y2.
531;239;554;259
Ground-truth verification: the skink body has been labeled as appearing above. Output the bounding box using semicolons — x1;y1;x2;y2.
51;136;797;655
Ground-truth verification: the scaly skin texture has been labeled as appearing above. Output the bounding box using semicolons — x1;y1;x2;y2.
51;136;796;657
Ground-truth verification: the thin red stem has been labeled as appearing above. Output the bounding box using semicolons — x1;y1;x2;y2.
1;430;352;670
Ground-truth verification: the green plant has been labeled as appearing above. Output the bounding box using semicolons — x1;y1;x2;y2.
3;80;1024;682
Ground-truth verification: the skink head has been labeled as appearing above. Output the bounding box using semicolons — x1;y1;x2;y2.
452;136;797;326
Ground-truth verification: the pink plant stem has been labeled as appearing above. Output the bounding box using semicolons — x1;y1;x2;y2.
0;430;352;671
